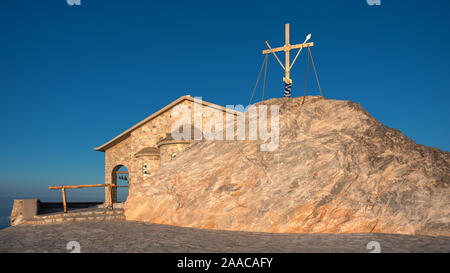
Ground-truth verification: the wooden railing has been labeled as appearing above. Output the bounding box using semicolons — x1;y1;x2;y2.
49;184;128;213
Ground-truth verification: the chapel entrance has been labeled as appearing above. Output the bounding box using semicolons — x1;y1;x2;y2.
111;165;129;203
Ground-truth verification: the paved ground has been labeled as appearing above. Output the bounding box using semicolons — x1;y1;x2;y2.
0;221;449;253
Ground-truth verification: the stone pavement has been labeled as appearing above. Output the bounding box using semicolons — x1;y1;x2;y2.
0;221;448;253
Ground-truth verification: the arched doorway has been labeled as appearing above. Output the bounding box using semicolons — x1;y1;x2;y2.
111;165;129;204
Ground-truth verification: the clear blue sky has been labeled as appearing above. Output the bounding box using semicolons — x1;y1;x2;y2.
0;0;449;208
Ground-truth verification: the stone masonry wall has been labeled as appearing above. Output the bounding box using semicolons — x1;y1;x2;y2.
159;143;190;165
136;155;160;177
104;137;133;203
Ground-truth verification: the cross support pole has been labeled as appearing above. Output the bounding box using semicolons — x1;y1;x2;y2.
285;23;291;85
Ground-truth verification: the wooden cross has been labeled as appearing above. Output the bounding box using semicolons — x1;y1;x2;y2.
262;23;314;86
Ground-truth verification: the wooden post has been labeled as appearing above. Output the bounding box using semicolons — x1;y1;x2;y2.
109;185;114;210
61;187;67;213
284;23;291;85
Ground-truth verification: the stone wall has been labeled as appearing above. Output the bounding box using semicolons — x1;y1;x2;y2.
159;142;190;165
10;199;39;226
104;137;133;203
10;200;24;226
136;154;160;177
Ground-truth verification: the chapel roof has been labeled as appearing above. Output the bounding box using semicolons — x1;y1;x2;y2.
94;95;240;152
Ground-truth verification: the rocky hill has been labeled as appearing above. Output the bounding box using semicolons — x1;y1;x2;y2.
124;96;450;236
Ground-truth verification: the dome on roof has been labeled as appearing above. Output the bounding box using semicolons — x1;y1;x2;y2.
157;125;203;147
135;147;160;157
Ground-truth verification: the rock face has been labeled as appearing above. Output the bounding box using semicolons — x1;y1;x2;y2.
124;96;450;236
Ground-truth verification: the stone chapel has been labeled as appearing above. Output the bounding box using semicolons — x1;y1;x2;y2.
94;95;240;204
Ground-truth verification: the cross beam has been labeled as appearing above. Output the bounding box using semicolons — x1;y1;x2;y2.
262;42;314;55
262;23;314;86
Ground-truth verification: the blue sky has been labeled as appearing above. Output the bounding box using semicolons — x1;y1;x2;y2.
0;0;449;211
